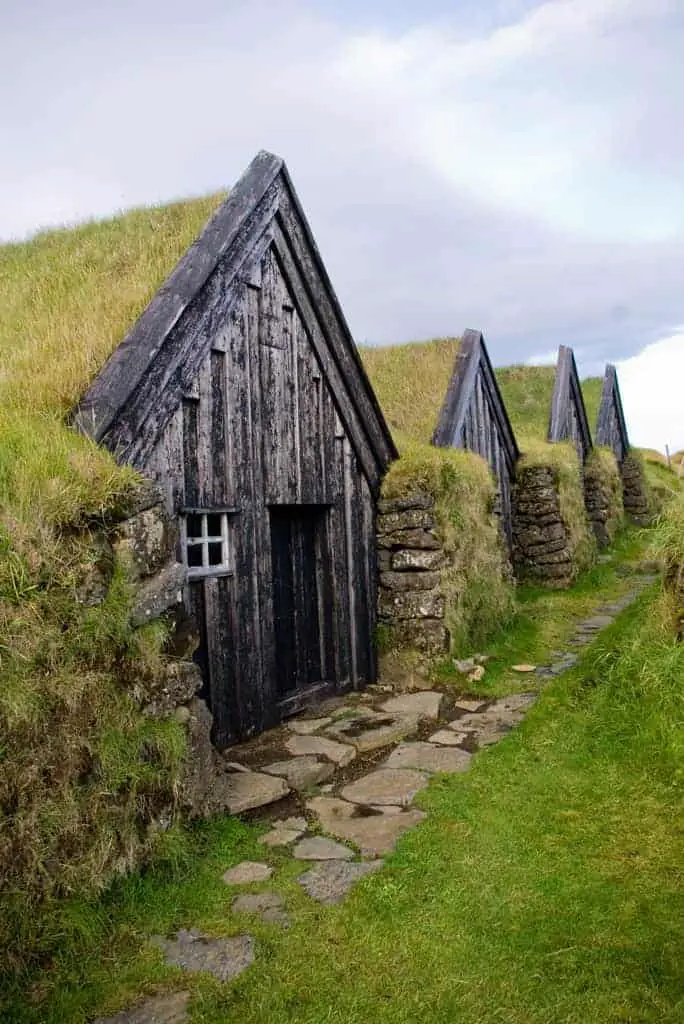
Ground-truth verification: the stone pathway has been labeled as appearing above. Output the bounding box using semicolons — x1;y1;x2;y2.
99;572;657;1022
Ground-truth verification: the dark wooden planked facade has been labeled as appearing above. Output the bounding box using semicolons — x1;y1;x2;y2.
595;364;630;463
432;329;520;551
75;151;396;744
548;345;593;463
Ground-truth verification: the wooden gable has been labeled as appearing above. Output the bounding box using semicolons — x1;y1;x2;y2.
74;150;396;492
432;329;520;551
595;364;630;464
548;345;593;463
73;152;397;744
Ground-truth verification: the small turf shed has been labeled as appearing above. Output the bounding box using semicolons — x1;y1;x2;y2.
75;151;397;745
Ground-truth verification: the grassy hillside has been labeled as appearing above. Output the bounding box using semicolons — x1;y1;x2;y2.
361;340;603;451
0;195;223;528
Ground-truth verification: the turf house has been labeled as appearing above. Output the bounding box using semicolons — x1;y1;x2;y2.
75;150;397;745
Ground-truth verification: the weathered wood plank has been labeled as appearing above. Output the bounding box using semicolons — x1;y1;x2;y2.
432;329;519;552
548;344;593;461
275;177;397;477
596;364;629;463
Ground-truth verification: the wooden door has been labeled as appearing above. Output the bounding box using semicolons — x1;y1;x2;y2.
269;505;332;709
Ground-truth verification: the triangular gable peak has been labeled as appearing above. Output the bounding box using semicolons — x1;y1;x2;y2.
595;364;630;464
548;345;593;463
432;328;520;550
74;151;396;492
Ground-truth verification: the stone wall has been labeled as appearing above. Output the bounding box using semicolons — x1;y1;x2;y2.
621;453;652;526
376;491;450;658
105;486;233;821
511;465;577;589
583;451;624;548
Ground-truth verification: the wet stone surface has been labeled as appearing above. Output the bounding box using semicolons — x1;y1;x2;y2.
150;930;254;982
341;768;429;807
222;861;273;885
93;991;191;1024
297;859;384;905
385;742;473;774
232;892;290;928
293;836;354;861
307;796;426;856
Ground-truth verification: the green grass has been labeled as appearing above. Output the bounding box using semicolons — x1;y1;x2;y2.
433;526;648;696
381;441;515;655
4;526;681;1024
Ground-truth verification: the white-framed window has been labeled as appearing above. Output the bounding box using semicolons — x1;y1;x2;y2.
181;510;234;578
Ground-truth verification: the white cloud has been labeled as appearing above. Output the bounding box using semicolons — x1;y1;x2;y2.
334;0;684;242
617;334;684;452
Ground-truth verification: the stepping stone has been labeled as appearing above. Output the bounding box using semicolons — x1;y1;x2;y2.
298;859;384;905
454;698;489;712
220;771;289;814
466;665;485;683
293;836;354;861
452;658;476;674
380;691;443;719
511;664;536;673
285;734;356;766
289;716;333;735
491;693;537;712
582;615;615;629
259;815;309;847
428;729;468;747
262;756;334;790
341;768;428;807
307;796;425;856
232;892;290;928
324;710;419;753
278;816;307;831
258;827;302;847
93;991;191;1024
222;861;273;885
385;742;472;774
150;930;253;982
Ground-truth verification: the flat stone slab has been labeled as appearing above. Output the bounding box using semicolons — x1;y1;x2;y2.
308;796;426;856
428;729;468;747
288;716;332;735
385;742;472;774
453;699;489;712
341;768;429;807
511;664;536;673
232;892;289;928
293;836;354;861
222;861;273;885
150;930;253;982
262;756;334;790
285;734;356;766
580;615;615;630
380;691;443;719
220;771;289;814
258;827;303;847
324;710;419;753
297;859;384;904
93;992;191;1024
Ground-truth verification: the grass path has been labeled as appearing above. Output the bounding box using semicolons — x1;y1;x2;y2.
3;533;682;1024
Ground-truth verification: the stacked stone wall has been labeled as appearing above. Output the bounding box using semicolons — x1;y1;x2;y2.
583;456;623;548
376;492;450;657
621;454;652;525
511;466;576;589
97;486;232;820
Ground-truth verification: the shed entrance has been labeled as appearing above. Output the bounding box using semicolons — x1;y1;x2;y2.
270;505;333;710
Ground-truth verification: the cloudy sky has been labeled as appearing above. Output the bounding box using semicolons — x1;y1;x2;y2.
1;0;683;449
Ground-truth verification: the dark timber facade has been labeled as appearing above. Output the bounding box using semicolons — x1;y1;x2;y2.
548;344;593;463
596;363;630;464
432;329;520;552
76;151;396;744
